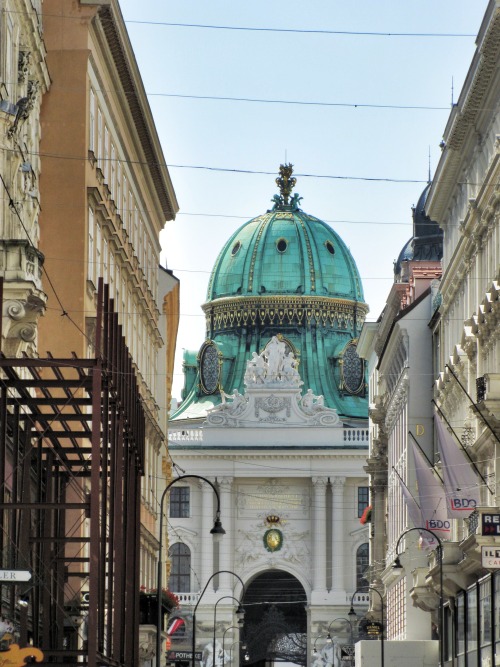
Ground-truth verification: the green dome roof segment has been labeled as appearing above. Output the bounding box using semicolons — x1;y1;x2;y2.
206;210;364;303
172;165;369;425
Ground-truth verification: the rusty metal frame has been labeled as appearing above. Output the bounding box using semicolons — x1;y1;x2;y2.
0;279;144;667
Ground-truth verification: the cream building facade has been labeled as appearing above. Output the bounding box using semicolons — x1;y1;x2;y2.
1;0;179;661
0;0;50;356
359;2;500;667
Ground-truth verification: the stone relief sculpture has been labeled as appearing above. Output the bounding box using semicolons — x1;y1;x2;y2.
244;351;266;384
300;389;325;414
205;342;340;427
214;389;247;415
202;640;227;667
244;337;302;388
234;524;309;568
312;641;342;667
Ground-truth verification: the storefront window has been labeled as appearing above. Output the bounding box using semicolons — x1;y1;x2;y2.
494;573;500;663
457;592;465;667
467;586;478;666
480;578;492;667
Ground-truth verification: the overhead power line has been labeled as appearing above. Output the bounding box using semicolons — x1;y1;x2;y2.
125;19;475;39
147;92;450;111
6;10;476;38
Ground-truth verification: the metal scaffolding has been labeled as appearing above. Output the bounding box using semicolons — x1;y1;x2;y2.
0;280;145;667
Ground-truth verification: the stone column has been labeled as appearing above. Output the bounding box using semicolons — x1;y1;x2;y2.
312;477;328;593
331;476;346;591
218;477;234;592
200;478;215;592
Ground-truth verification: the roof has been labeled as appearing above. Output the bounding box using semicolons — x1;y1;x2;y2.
206;207;364;303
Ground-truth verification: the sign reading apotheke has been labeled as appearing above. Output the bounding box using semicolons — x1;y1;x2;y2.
481;546;500;569
166;651;202;662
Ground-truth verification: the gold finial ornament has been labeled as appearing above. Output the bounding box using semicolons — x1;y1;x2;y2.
276;163;296;205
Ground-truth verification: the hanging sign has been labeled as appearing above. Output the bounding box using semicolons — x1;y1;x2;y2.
481;514;500;536
365;622;383;637
481;547;500;569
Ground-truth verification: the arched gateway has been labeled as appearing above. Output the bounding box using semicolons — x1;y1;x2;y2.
242;571;307;667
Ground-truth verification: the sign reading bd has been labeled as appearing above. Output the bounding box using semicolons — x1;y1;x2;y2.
482;514;500;535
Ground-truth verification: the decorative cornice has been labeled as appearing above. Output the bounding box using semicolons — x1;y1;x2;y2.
202;295;368;332
97;4;178;220
384;370;409;432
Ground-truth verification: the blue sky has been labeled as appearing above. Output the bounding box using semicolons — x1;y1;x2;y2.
118;1;487;398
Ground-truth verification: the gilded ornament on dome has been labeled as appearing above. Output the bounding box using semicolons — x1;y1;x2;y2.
275;163;296;206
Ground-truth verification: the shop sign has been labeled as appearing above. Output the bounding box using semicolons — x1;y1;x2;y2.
166;651;202;662
0;570;31;582
365;622;382;637
481;546;500;569
481;514;500;536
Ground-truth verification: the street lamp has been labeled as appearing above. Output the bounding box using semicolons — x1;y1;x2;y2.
222;626;241;667
349;586;384;667
228;640;249;667
213;596;245;665
192;571;245;667
392;527;444;667
327;617;354;645
156;475;225;667
312;635;329;658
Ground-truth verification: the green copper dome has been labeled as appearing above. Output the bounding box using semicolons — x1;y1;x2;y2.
206;209;364;302
172;165;369;426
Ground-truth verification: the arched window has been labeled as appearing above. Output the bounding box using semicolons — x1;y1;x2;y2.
169;543;191;592
356;543;369;589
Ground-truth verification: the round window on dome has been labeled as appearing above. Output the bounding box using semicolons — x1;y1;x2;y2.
231;241;242;256
276;238;288;253
325;241;335;256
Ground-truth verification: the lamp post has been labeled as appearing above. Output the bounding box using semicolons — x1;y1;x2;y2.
392;526;444;667
222;626;241;667
227;640;249;667
327;617;354;645
156;476;225;667
192;571;245;667
349;586;384;667
213;596;245;665
312;635;329;659
327;618;355;667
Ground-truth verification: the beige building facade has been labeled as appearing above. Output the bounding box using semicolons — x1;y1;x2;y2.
0;0;50;356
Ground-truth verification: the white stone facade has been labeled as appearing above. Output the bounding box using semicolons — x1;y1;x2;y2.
168;346;369;666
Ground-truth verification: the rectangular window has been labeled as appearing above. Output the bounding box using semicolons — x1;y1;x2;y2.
5;16;15;99
103;238;109;283
127;192;133;237
133;206;139;249
357;486;369;517
110;143;116;198
89;89;95;151
170;487;190;518
103;127;109;182
116;161;122;217
88;207;94;282
96;222;102;279
97;109;103;168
